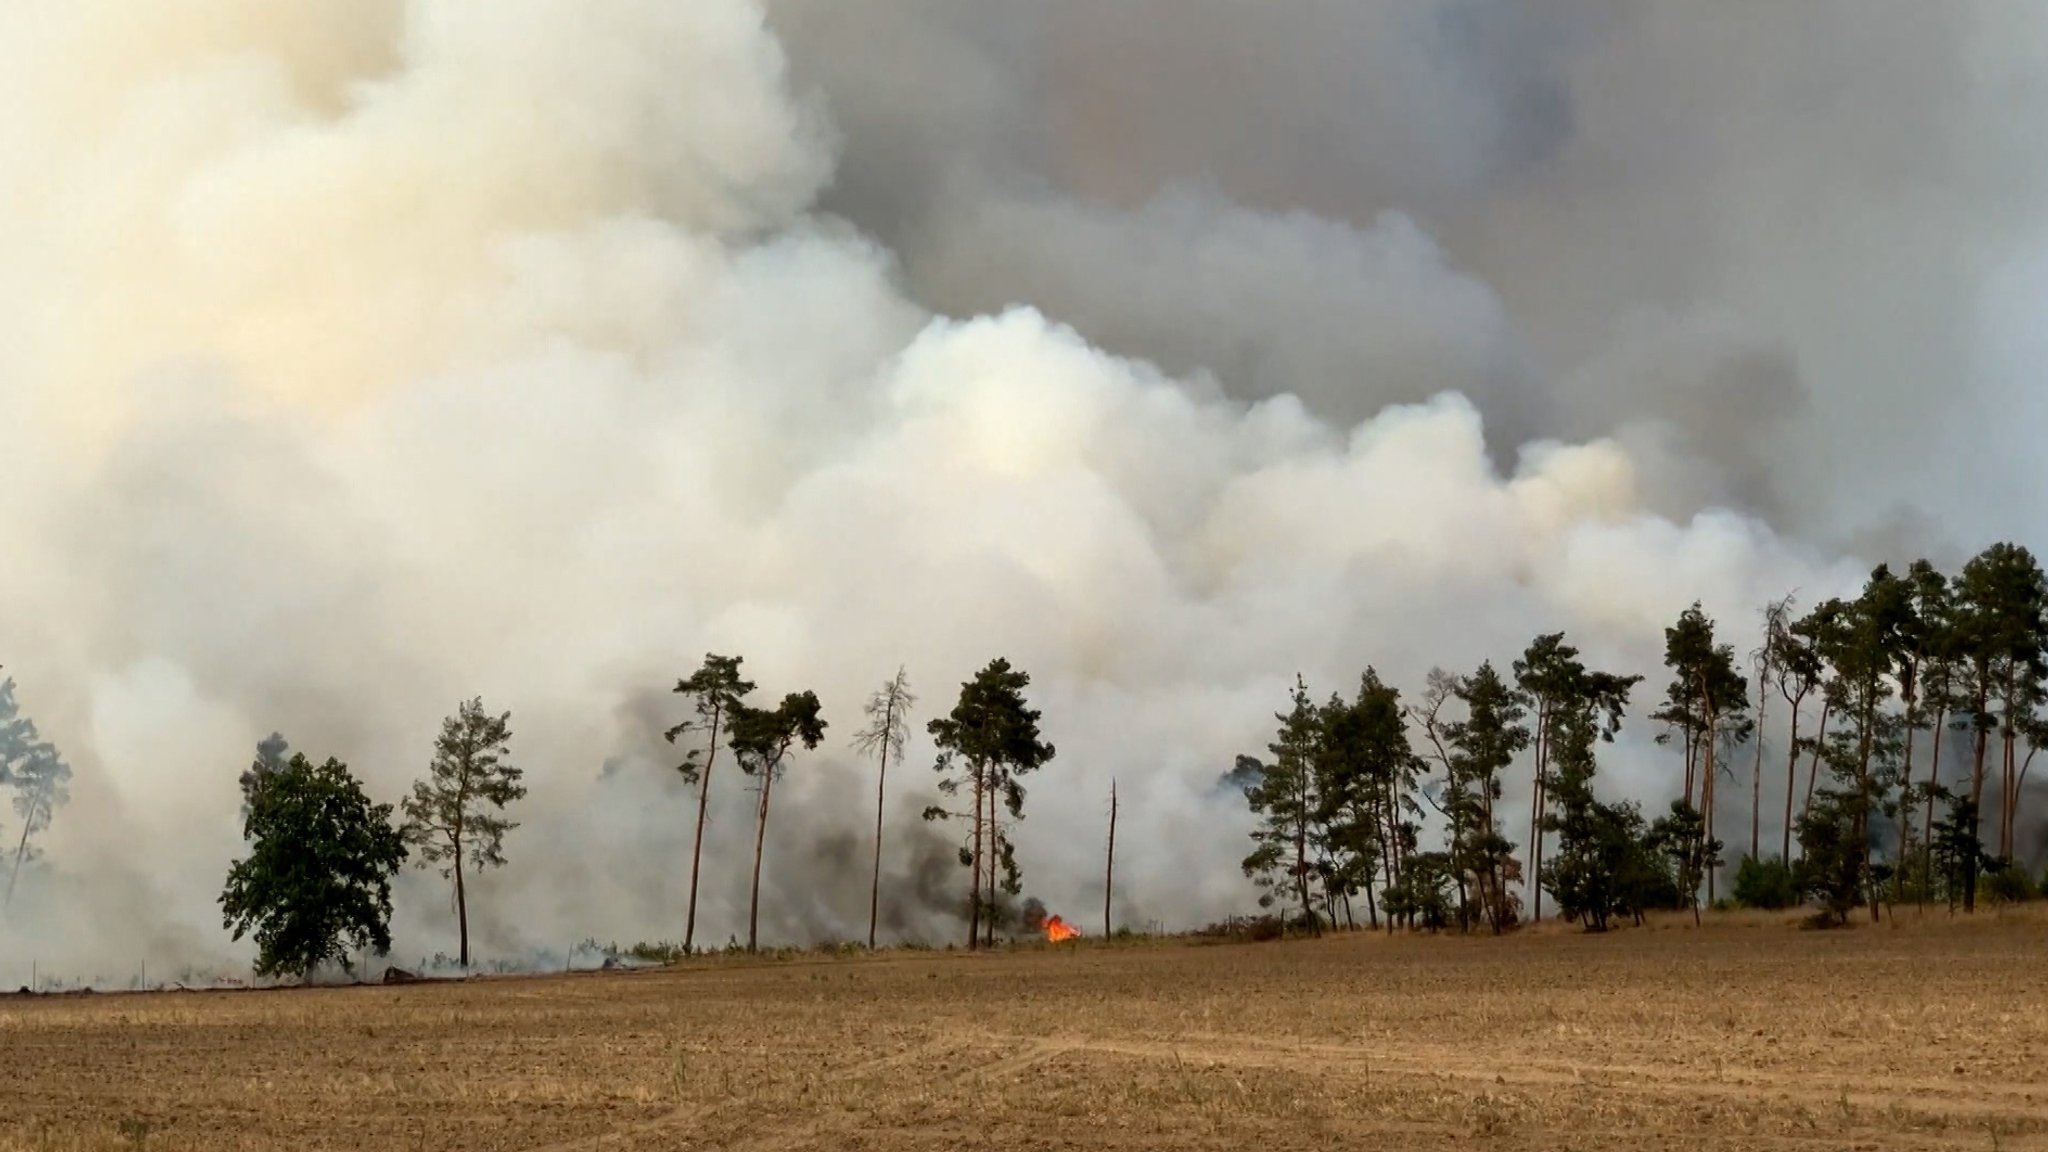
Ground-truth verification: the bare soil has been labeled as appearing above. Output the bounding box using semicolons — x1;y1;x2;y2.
4;910;2046;1150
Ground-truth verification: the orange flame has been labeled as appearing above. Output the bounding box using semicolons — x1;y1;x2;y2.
1044;914;1081;943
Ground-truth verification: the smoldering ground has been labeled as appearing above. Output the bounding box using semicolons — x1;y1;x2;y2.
0;2;2043;979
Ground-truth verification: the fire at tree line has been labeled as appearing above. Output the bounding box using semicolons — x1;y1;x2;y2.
4;542;2048;980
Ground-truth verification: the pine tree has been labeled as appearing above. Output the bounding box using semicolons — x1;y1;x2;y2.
1314;669;1421;931
399;699;525;968
665;654;755;953
1444;662;1530;934
924;659;1054;949
1951;545;2047;857
1766;598;1822;863
1810;568;1911;920
1515;635;1638;921
1240;677;1323;933
1654;604;1752;905
729;691;827;953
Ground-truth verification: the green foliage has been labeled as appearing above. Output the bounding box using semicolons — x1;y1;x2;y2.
731;692;828;781
1538;701;1647;932
925;658;1055;946
399;699;525;967
401;700;525;877
1648;800;1719;921
1240;678;1323;929
1443;662;1529;934
1731;855;1799;911
665;654;756;784
1793;790;1865;926
730;689;828;951
220;753;408;979
1313;668;1421;929
1654;603;1754;755
1930;793;1988;911
1979;864;2040;906
1381;850;1455;932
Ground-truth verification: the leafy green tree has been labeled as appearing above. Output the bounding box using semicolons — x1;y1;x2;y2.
1239;678;1323;934
1653;604;1751;904
1731;855;1798;910
1444;662;1530;934
924;658;1054;949
1648;800;1718;926
1792;789;1864;926
1515;634;1639;921
665;654;755;952
399;699;525;968
220;754;408;979
1382;850;1455;932
730;690;827;953
851;667;915;950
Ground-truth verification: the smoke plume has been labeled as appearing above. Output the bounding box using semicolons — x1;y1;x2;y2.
0;1;2041;978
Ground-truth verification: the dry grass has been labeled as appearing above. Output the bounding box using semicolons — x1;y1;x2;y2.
3;908;2046;1150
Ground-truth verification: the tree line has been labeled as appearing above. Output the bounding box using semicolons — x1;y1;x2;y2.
217;656;1056;978
1234;541;2048;934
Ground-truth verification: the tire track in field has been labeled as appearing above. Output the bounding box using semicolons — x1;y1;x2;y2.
510;1032;970;1152
1034;1031;2048;1131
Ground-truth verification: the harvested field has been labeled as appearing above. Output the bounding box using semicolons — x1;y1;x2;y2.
3;912;2046;1151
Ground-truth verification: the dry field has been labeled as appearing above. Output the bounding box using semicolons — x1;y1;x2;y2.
3;911;2047;1151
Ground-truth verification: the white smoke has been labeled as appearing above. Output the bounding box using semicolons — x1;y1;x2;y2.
0;0;2004;978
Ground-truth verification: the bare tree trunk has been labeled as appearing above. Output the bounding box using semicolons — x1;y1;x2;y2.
1751;686;1768;863
684;708;724;953
1897;687;1918;902
2001;723;2018;860
1924;707;1946;903
1529;702;1548;923
868;726;891;951
455;851;470;968
984;782;1000;949
1104;780;1117;938
1804;703;1831;817
967;764;984;951
1683;731;1698;812
1701;698;1718;906
1782;694;1804;861
1970;677;1990;842
7;817;33;907
747;768;775;953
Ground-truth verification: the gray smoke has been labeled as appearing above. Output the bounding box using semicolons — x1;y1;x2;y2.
0;2;2041;979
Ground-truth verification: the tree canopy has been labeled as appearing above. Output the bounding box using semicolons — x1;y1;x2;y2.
220;753;408;980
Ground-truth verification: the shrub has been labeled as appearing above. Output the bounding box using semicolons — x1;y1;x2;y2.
1732;856;1799;911
1980;864;2040;906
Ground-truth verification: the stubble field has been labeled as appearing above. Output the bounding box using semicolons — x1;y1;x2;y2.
3;912;2046;1151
